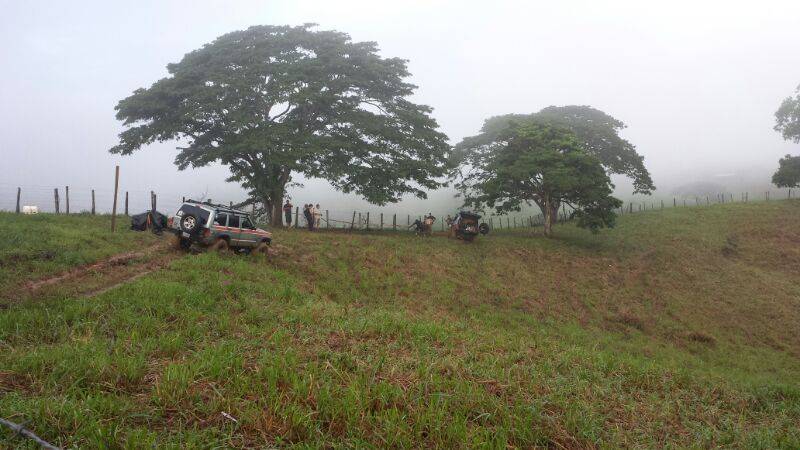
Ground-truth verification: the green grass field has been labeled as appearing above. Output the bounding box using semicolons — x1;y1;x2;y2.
1;202;799;448
0;213;160;293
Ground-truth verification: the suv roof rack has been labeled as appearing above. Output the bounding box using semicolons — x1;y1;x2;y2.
184;199;250;215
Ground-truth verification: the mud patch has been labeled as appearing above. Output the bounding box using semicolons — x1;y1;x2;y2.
10;241;179;302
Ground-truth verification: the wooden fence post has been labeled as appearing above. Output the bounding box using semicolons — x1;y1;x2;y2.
111;165;120;232
489;217;494;230
358;212;362;228
513;217;517;228
91;189;96;215
407;214;410;226
706;196;709;205
326;210;330;229
506;217;510;228
350;211;356;231
295;207;299;228
380;213;383;230
673;198;676;207
65;186;70;214
393;214;397;231
629;202;633;213
16;187;21;213
125;192;129;216
54;188;60;214
366;212;370;230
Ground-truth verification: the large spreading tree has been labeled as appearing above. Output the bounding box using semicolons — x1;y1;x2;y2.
454;106;652;230
111;24;450;226
773;85;800;188
455;120;622;236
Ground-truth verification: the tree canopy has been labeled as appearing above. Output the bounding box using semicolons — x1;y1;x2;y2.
775;86;800;143
772;154;800;188
772;86;800;189
111;24;450;225
453;105;654;194
455;120;622;236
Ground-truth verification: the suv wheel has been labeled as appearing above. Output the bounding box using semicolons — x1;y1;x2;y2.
180;214;199;233
253;241;269;256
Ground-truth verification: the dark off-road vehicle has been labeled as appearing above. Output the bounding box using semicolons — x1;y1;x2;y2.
168;200;272;253
448;211;490;242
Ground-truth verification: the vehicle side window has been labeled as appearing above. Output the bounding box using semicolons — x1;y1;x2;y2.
240;217;254;229
228;215;240;228
214;213;228;227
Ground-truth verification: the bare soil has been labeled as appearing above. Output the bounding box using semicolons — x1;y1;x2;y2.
6;239;180;304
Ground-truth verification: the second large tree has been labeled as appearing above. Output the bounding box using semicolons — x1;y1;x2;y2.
111;24;450;226
455;120;622;236
454;106;653;231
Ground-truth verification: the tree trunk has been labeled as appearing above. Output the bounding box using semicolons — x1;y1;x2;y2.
543;196;553;237
267;200;280;227
263;186;286;228
548;201;560;229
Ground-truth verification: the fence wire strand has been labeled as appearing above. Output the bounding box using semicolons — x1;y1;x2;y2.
0;417;61;450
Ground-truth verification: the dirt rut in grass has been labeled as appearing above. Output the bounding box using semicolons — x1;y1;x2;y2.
9;239;181;303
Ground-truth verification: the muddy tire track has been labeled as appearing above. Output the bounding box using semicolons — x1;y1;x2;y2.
4;239;183;304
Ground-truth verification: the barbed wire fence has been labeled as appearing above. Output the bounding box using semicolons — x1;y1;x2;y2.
256;188;797;233
0;417;61;450
1;182;795;233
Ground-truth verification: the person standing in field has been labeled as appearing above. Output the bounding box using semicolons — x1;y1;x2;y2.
314;203;322;228
303;204;314;231
283;200;293;227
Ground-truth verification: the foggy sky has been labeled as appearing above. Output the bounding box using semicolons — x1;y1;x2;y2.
2;0;799;215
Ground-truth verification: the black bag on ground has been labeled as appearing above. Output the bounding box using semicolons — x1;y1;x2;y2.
130;211;168;234
130;212;149;231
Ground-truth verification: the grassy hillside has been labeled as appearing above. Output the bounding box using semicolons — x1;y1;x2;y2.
1;202;799;448
0;212;160;292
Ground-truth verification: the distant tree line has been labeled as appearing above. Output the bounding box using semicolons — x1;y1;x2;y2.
111;24;654;236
